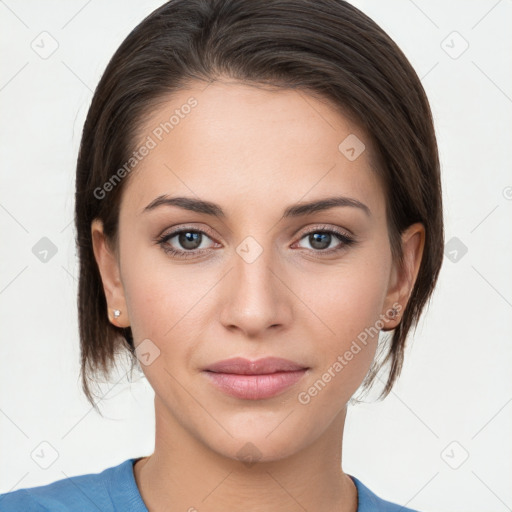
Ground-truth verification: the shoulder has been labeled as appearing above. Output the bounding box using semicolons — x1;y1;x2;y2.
0;458;140;512
350;475;422;512
0;487;46;512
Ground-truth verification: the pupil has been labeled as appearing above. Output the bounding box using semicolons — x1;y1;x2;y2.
310;233;330;250
180;231;201;249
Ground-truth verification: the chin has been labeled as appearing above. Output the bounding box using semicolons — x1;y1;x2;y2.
196;412;316;465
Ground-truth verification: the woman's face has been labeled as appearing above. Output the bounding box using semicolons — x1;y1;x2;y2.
93;80;417;462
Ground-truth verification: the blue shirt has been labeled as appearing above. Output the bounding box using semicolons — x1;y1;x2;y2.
0;457;420;511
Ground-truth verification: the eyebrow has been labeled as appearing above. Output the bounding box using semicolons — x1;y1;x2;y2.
141;194;371;218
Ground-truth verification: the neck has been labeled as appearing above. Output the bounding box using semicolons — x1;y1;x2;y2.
133;396;358;512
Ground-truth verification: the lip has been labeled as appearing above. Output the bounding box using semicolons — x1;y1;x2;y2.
204;356;307;374
202;357;309;400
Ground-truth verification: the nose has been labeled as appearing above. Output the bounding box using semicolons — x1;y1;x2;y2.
219;240;293;338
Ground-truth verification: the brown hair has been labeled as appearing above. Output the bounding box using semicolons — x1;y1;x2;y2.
75;0;443;411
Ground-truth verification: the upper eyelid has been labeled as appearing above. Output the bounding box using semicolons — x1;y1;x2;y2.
160;225;218;242
299;224;353;237
160;224;353;245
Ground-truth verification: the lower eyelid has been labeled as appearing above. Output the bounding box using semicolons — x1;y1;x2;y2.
162;230;217;248
295;231;354;249
158;227;355;255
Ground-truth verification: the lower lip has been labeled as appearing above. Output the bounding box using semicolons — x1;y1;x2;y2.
203;370;307;400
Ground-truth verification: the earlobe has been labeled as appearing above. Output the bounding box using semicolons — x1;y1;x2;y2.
91;219;130;328
382;222;425;331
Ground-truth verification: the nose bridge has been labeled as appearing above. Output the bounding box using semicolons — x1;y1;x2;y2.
219;231;289;335
237;234;274;286
233;232;278;305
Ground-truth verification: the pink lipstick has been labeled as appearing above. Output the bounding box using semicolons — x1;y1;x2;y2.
202;357;308;400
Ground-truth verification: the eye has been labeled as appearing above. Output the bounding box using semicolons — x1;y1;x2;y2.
156;227;217;258
156;224;357;259
295;226;356;254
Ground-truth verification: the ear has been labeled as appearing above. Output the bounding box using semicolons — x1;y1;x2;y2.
381;222;425;331
91;219;130;328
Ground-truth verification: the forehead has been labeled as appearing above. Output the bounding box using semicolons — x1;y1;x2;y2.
121;80;386;220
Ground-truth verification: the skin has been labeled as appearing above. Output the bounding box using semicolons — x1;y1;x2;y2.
91;79;424;512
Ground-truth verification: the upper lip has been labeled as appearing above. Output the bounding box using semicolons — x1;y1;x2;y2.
203;357;308;375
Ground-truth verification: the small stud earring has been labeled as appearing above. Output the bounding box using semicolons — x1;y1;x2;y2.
389;307;400;319
113;309;121;319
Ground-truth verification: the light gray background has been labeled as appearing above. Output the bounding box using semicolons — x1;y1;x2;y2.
1;1;511;511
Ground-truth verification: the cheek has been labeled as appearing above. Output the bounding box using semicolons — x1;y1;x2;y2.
303;249;391;340
119;237;185;343
295;246;392;392
124;272;197;350
120;256;201;403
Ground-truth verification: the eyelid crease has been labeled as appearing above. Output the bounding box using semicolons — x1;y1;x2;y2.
299;223;354;238
156;222;355;244
155;223;357;259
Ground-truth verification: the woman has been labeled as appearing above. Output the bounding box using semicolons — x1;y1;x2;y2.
0;0;443;510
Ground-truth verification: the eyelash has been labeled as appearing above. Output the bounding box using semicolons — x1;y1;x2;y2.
155;224;356;259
